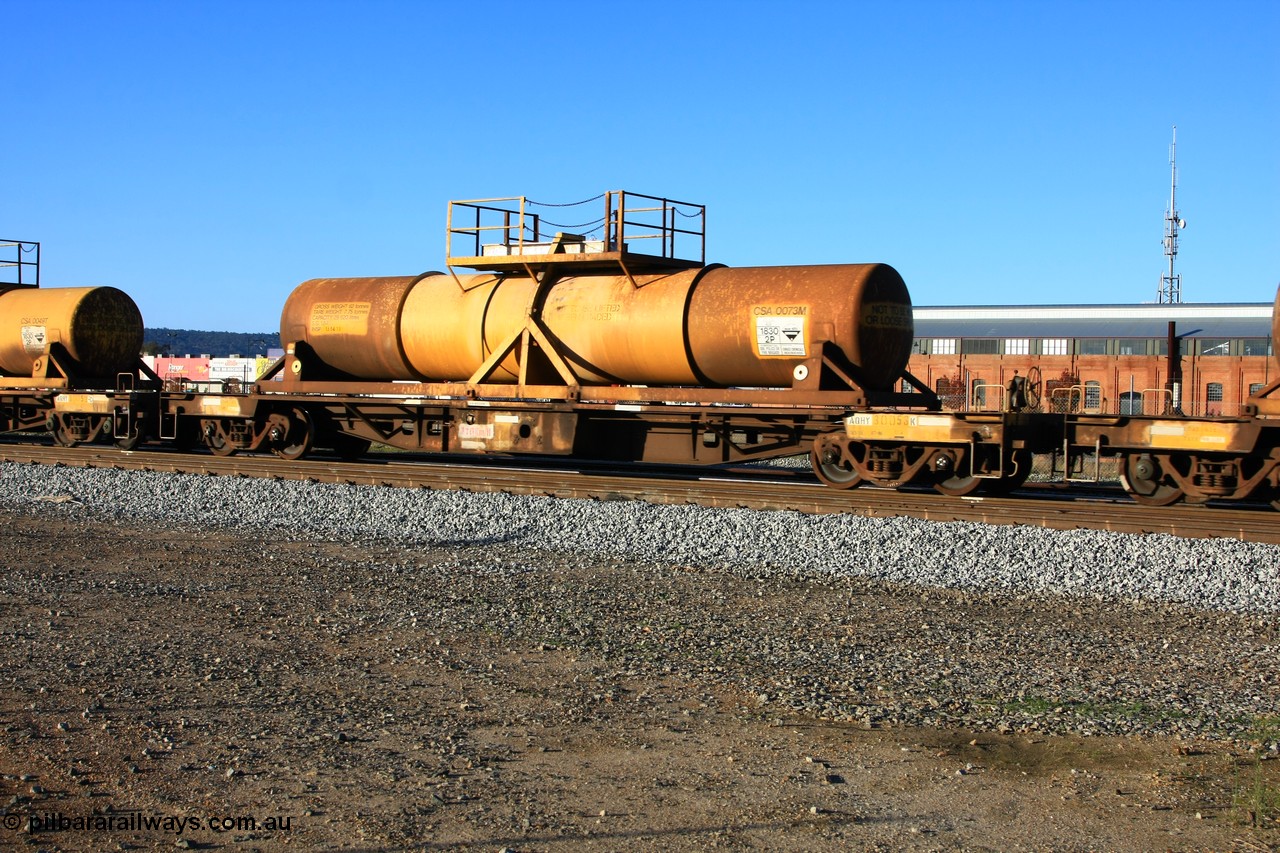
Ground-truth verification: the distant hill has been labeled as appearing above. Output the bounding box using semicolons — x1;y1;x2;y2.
143;328;279;358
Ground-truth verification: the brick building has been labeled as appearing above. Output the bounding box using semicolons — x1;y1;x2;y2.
908;302;1274;417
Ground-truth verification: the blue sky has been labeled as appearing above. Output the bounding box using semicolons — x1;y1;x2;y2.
5;0;1277;333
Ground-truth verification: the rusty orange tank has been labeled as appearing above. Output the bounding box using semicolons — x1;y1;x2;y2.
278;263;913;391
0;286;143;377
279;276;423;380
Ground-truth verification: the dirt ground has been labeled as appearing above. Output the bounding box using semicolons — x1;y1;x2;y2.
1;508;1277;852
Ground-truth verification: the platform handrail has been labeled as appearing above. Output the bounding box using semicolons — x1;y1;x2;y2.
445;191;705;265
0;239;39;286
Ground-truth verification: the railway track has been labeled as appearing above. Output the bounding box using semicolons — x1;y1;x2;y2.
1;440;1277;545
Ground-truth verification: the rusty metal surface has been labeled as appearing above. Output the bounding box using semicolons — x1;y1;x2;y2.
1068;414;1262;453
539;269;705;385
449;410;576;454
687;264;913;391
260;379;923;409
279;262;915;393
279;276;422;380
844;411;1009;444
1;442;1275;544
0;286;142;377
1249;389;1280;418
400;272;524;381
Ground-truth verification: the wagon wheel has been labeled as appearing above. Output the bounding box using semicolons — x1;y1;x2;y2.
810;441;862;489
50;416;81;448
1024;366;1043;411
271;408;314;461
204;421;238;457
1119;453;1184;507
934;473;983;497
934;446;992;497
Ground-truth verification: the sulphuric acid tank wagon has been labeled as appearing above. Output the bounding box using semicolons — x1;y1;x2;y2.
208;193;930;469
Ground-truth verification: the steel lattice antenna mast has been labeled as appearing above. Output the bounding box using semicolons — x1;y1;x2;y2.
1159;126;1185;303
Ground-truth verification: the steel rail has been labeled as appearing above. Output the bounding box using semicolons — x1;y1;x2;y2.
1;442;1276;545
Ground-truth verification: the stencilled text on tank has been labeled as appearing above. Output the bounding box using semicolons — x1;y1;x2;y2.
862;302;912;330
457;423;495;440
561;303;622;322
752;305;808;357
310;302;372;336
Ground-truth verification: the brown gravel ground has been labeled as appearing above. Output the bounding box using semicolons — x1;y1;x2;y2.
1;507;1278;852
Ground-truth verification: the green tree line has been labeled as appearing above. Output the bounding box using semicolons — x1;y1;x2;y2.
141;328;279;358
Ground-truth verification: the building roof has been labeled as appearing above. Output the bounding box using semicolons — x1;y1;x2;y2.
912;303;1273;339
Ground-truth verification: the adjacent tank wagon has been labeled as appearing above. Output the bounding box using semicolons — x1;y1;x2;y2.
0;285;143;379
0;271;154;448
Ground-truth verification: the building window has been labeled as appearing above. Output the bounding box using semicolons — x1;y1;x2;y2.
931;338;957;355
1084;380;1102;411
971;378;986;409
1250;383;1266;396
1003;338;1030;355
1078;339;1108;356
1117;339;1148;356
1040;338;1069;356
1242;338;1271;357
901;379;914;393
962;338;999;355
1198;338;1231;357
1206;382;1224;403
1119;391;1141;415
